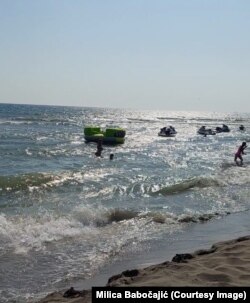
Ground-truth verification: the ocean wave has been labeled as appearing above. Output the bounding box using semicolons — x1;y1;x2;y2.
106;209;138;223
2;173;88;194
0;171;86;193
151;177;222;196
0;208;142;254
177;212;224;223
0;173;55;192
0;206;232;256
0;213;85;254
73;205;226;228
140;210;227;224
78;176;224;200
0;169;119;193
0;169;238;201
73;206;139;227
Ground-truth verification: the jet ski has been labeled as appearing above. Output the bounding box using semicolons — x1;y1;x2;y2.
197;126;216;136
216;124;230;133
158;126;177;137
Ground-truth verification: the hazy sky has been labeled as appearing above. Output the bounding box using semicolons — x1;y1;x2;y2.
0;0;250;112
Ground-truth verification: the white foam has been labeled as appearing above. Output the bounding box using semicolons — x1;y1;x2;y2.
25;148;33;156
0;213;88;254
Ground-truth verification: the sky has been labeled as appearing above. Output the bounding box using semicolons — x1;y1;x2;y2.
0;0;250;112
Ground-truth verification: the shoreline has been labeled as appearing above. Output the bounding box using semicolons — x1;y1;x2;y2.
36;209;250;302
38;233;250;303
72;209;250;290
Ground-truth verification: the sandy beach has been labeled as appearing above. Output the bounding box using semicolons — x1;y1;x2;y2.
38;235;250;303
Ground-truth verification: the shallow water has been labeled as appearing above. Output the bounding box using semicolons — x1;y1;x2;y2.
0;103;250;302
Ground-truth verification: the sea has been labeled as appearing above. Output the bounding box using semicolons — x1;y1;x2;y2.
0;103;250;302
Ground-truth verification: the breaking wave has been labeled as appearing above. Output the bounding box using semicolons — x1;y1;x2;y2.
74;206;229;228
0;207;229;255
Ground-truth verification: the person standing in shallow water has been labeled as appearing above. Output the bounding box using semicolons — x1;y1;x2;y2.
95;139;103;157
234;142;247;166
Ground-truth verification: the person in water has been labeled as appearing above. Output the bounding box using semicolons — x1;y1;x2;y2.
95;139;103;157
109;153;114;160
234;142;247;165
